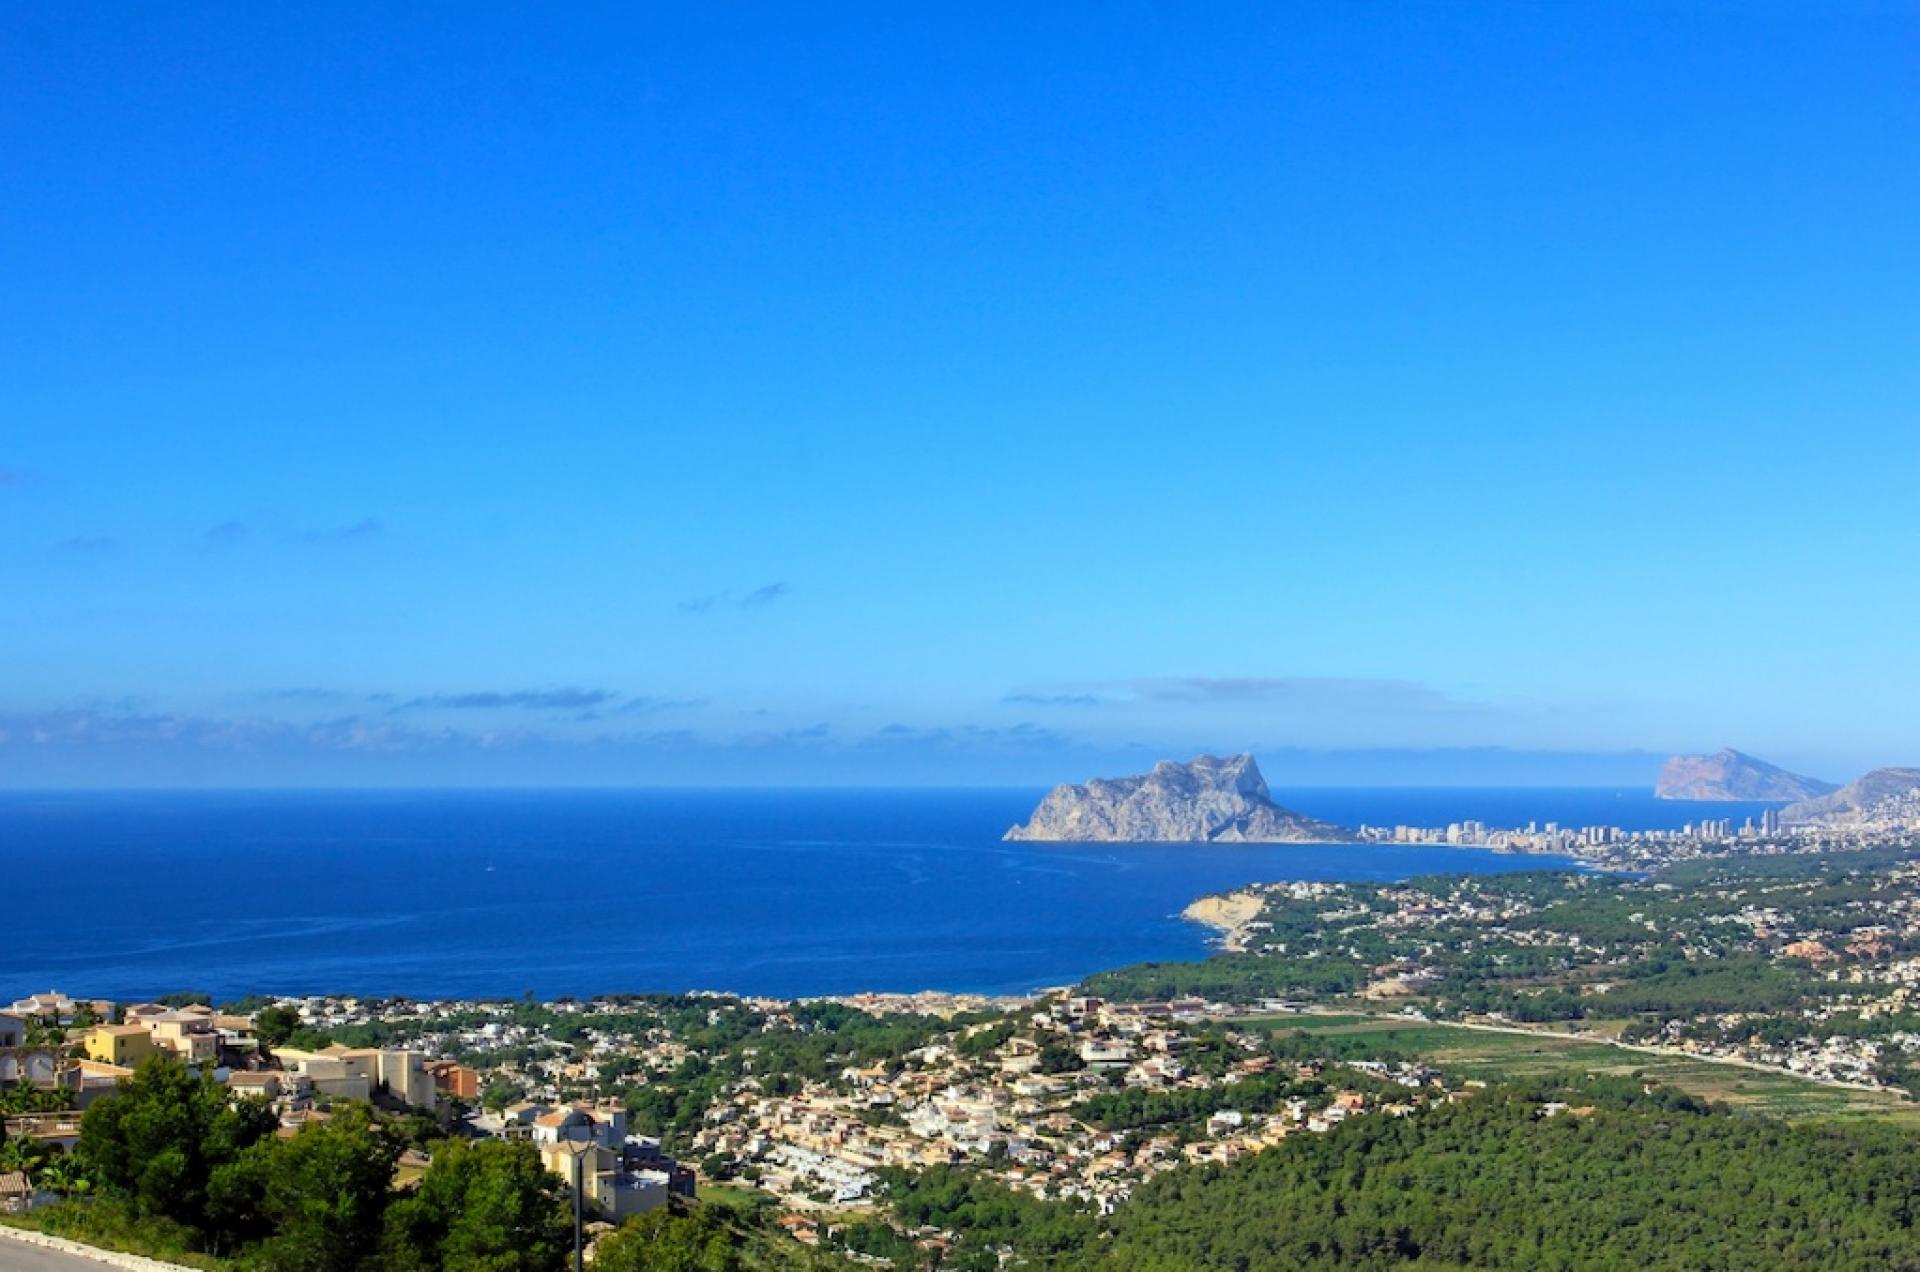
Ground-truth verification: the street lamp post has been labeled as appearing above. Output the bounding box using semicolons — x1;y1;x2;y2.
571;1131;586;1272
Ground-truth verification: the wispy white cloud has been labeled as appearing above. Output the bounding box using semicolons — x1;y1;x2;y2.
54;535;120;554
254;687;387;704
741;582;787;607
0;702;1666;787
1129;676;1485;715
681;582;790;614
612;695;707;715
1006;675;1495;718
393;688;621;712
296;517;383;544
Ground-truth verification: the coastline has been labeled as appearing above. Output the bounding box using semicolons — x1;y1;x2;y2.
1180;888;1267;952
4;787;1633;1005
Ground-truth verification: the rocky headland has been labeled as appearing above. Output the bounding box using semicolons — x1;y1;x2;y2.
1004;753;1353;843
1181;889;1267;952
1654;748;1836;802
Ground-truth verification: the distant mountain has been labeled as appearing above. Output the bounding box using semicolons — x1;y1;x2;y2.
1653;749;1836;802
1004;753;1353;843
1782;767;1920;826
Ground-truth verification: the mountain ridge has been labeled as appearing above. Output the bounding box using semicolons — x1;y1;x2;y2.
1654;748;1835;802
1783;767;1920;825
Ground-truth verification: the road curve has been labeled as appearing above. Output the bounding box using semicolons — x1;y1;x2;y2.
0;1227;192;1271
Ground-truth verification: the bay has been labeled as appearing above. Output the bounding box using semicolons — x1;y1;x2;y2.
0;787;1768;1002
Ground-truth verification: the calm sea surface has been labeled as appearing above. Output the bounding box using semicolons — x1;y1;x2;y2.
0;788;1773;1002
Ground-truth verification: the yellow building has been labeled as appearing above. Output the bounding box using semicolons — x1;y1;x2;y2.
82;1023;159;1068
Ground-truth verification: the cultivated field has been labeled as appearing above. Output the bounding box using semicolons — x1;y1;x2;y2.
1247;1012;1920;1125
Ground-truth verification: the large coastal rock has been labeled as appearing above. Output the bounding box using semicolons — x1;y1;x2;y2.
1654;749;1836;802
1782;767;1920;826
1004;754;1353;843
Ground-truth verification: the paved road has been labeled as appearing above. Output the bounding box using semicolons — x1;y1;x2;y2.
0;1232;182;1271
0;1243;118;1271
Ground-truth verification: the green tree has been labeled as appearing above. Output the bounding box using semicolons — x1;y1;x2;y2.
0;1132;50;1175
77;1054;278;1234
231;1103;401;1269
590;1206;742;1272
482;1078;527;1112
380;1138;570;1271
1100;1087;1920;1270
253;1006;302;1048
31;1153;92;1199
0;1084;71;1116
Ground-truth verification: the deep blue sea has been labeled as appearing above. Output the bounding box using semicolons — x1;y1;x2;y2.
0;788;1774;1003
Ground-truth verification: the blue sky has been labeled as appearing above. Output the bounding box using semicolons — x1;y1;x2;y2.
3;3;1917;786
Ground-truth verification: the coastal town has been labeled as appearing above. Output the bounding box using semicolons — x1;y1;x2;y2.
13;0;1919;1263
1355;806;1789;864
11;760;1920;1265
12;808;1920;1264
1;981;1487;1261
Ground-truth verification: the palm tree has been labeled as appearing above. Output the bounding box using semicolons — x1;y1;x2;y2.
0;1134;46;1175
0;1085;67;1116
34;1153;91;1198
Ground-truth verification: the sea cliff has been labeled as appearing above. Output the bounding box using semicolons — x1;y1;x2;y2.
1181;889;1267;952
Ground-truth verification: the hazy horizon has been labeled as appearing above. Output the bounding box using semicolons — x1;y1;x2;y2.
0;742;1837;792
